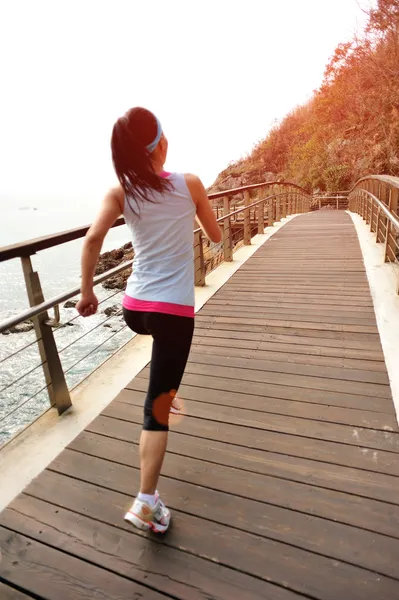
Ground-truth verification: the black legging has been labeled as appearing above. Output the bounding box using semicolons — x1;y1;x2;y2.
123;309;194;431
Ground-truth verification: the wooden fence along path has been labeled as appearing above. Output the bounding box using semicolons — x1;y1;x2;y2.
1;211;398;600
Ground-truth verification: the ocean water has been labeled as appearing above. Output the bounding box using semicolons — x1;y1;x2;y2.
0;205;135;446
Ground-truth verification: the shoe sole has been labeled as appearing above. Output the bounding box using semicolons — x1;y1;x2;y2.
124;511;169;534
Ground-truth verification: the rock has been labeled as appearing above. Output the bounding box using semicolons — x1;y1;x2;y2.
96;246;133;276
102;270;132;290
64;299;78;308
104;305;122;317
3;321;35;335
95;243;134;292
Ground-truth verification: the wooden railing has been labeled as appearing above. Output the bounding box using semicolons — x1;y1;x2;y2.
0;180;310;436
311;191;350;211
195;181;311;285
348;176;399;282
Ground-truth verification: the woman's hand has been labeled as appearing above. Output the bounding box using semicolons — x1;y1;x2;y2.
76;291;99;317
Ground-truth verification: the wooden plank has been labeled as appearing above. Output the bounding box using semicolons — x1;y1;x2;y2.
0;527;163;600
162;360;393;400
19;470;399;599
186;348;390;385
213;291;374;307
195;329;385;359
139;368;393;412
128;376;397;429
0;583;33;600
195;319;383;345
222;284;373;296
196;315;380;336
46;448;399;576
83;421;399;503
1;497;294;600
199;306;375;327
227;281;370;291
208;297;377;316
102;404;399;475
204;297;373;312
229;280;369;288
192;337;387;371
118;388;398;451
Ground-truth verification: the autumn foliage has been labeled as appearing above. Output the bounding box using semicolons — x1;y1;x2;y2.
225;1;399;192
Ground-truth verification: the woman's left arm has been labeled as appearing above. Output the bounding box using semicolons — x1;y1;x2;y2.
77;186;124;317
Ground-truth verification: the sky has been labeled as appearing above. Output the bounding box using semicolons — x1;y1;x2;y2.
0;0;372;209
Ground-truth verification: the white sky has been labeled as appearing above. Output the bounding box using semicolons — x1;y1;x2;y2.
0;0;371;208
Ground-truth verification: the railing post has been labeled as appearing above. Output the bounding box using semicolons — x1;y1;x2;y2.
243;190;251;245
376;207;381;242
275;186;281;221
223;196;233;261
194;230;206;286
336;197;339;210
20;256;71;414
259;187;266;228
257;200;265;234
384;187;398;262
365;182;371;224
391;183;399;214
361;189;366;219
268;188;274;227
318;197;321;211
282;188;287;218
370;200;375;232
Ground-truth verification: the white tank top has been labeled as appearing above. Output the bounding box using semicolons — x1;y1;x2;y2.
123;172;196;309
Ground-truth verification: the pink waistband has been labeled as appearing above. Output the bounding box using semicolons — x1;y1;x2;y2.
122;295;194;318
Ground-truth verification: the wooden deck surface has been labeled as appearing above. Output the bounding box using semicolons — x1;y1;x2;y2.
1;211;399;599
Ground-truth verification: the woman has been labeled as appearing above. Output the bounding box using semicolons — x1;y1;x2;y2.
77;107;221;533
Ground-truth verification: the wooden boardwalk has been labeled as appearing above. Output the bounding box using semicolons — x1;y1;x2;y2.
1;211;399;600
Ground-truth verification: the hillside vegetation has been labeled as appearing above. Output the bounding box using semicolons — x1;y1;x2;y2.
209;0;399;194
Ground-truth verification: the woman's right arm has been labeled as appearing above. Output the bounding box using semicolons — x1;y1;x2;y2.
185;174;222;243
76;186;124;317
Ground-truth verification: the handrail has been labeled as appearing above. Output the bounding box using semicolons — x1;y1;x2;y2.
359;190;399;231
194;190;292;234
207;180;307;200
0;217;125;263
0;180;309;262
349;174;399;192
348;176;399;279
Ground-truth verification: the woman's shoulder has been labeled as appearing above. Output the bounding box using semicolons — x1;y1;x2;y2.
183;173;201;185
183;174;207;206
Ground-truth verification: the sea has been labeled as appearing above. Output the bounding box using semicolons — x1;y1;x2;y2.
0;203;134;446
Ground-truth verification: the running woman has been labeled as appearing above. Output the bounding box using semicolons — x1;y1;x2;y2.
77;107;221;533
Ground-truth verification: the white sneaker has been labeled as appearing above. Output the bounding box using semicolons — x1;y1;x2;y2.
124;492;171;533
